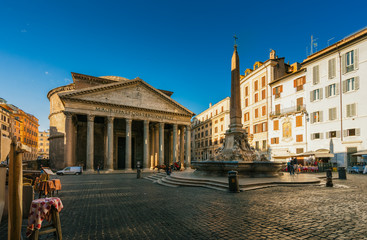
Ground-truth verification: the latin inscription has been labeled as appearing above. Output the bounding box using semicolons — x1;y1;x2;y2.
95;107;175;120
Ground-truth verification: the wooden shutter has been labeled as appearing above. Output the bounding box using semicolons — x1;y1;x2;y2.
319;111;323;122
294;79;297;87
319;88;323;99
343;129;348;137
313;65;319;84
346;104;351;117
311;133;314;140
351;103;356;116
342;53;346;74
356;128;361;136
273;88;276;95
328;58;336;79
310;91;314;102
342;80;347;93
326;132;330;139
355;76;360;90
354;49;359;70
329;108;333;121
325;86;329;98
335;83;339;95
320;133;324;139
336;131;341;138
280;85;283;93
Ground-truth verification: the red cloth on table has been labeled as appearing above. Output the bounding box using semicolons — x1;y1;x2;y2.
26;197;63;237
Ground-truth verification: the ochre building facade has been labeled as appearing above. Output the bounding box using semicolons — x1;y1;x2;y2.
48;73;194;171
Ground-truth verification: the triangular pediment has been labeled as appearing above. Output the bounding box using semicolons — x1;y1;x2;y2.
59;79;193;116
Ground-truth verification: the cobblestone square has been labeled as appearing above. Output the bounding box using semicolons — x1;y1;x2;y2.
1;173;367;239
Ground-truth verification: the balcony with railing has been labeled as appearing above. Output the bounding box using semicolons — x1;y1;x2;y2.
270;104;306;117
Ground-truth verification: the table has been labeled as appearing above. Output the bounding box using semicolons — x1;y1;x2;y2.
26;197;63;238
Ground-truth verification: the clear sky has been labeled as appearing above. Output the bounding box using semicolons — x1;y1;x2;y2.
0;0;366;131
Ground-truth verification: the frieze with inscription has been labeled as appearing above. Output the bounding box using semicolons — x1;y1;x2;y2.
95;107;175;121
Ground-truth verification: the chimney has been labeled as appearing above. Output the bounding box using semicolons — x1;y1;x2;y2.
209;103;212;108
290;62;301;72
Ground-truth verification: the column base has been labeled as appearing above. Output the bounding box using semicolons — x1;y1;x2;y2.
84;169;96;174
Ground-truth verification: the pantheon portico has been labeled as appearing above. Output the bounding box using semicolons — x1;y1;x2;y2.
47;73;194;171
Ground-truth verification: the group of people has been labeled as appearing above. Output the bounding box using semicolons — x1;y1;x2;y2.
287;157;298;175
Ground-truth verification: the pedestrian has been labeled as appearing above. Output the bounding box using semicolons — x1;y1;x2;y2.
290;158;295;175
165;165;171;175
97;164;100;174
293;158;298;175
287;160;292;175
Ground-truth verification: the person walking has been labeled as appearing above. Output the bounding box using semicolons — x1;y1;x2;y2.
97;164;100;174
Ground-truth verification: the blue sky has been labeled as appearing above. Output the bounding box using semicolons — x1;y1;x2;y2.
0;0;366;131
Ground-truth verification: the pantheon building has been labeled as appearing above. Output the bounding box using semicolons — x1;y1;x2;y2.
48;73;194;171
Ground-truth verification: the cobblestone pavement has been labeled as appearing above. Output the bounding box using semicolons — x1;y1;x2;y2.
1;173;367;239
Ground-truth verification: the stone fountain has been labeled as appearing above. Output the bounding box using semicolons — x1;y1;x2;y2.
191;44;284;177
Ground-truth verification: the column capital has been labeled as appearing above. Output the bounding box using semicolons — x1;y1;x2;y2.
186;125;191;131
159;122;165;128
126;118;132;124
87;115;95;122
64;111;74;118
144;120;150;125
107;116;114;123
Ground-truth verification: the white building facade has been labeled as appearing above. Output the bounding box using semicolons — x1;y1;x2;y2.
303;28;367;167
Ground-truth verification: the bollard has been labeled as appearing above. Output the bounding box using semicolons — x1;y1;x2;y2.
338;167;347;180
326;169;333;187
228;171;240;193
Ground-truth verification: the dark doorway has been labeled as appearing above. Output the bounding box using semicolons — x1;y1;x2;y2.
131;138;135;169
117;137;126;169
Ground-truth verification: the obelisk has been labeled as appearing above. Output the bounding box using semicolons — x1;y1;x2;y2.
229;44;243;132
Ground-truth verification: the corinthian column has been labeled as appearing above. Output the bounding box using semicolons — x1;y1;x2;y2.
86;115;95;171
143;120;150;170
185;126;191;169
106;116;114;171
159;122;164;165
180;126;185;168
172;124;178;164
125;119;132;171
64;112;74;167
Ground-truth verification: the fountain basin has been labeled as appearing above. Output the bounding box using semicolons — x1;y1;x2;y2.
191;160;285;177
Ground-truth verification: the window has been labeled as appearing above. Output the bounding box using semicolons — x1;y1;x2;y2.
328;131;337;138
310;88;323;102
255;141;259;150
261;89;266;100
275;104;281;115
311;111;323;123
262;106;266;116
346;103;356;117
296;116;303;127
205;130;208;136
294;76;306;91
344;50;358;73
296;134;303;142
296;97;303;110
262;140;267;150
254;93;259;103
296;148;304;154
325;83;338;98
255;108;259;118
245;86;249;96
244;112;250;122
343;77;359;93
329;108;337;121
245;98;249;107
220;117;224;122
216;110;218;115
214;127;218;133
221;106;224;112
273;85;283;98
271;137;279;144
345;128;360;137
254;80;258;91
311;133;323;140
261;76;266;88
328;58;336;79
273;120;279;130
221;125;223;131
262;122;267;132
313;65;319;85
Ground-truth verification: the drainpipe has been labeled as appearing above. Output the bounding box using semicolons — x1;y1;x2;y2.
337;46;343;142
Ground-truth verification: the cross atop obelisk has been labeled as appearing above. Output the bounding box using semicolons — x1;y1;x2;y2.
233;35;238;47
